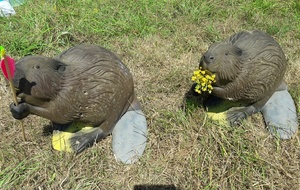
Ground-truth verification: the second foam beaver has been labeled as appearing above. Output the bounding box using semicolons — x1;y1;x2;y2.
199;30;287;124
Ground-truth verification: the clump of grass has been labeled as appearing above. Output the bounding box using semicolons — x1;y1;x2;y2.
0;0;300;189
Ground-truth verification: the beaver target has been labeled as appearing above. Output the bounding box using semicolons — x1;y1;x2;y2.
199;30;288;124
10;44;147;162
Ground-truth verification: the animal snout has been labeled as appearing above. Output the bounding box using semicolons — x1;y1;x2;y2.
199;52;214;69
203;53;214;63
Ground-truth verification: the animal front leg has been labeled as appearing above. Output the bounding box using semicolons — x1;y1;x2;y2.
212;87;234;100
11;102;72;124
10;102;55;121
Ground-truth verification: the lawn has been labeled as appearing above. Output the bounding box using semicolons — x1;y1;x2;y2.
0;0;299;189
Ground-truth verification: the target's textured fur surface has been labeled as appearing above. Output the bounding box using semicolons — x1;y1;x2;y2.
10;44;142;152
199;30;287;123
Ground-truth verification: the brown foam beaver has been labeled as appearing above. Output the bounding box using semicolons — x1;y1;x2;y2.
199;30;287;124
10;44;145;154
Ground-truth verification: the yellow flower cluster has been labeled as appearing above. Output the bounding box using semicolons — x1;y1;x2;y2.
0;46;5;58
191;67;216;94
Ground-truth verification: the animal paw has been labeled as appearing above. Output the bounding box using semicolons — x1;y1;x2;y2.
69;128;107;153
226;105;257;126
52;123;107;153
10;102;30;120
69;133;95;153
226;110;248;125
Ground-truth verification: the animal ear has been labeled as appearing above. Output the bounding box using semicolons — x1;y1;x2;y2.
236;47;242;56
57;64;66;73
53;59;66;73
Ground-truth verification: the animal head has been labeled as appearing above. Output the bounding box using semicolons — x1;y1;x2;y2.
199;43;243;86
14;56;66;105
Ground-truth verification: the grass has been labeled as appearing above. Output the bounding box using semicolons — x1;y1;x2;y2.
1;0;300;189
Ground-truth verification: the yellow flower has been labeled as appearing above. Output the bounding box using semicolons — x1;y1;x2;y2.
191;67;216;94
0;46;5;58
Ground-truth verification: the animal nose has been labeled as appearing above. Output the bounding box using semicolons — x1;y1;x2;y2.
203;53;214;63
199;56;206;69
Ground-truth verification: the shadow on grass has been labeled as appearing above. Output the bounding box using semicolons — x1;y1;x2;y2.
181;83;207;114
42;122;74;136
42;123;55;136
133;184;179;190
182;83;246;116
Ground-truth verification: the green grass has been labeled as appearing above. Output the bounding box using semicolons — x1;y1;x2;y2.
1;0;300;189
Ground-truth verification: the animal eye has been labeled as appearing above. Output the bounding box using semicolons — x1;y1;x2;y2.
34;65;40;69
225;52;229;56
